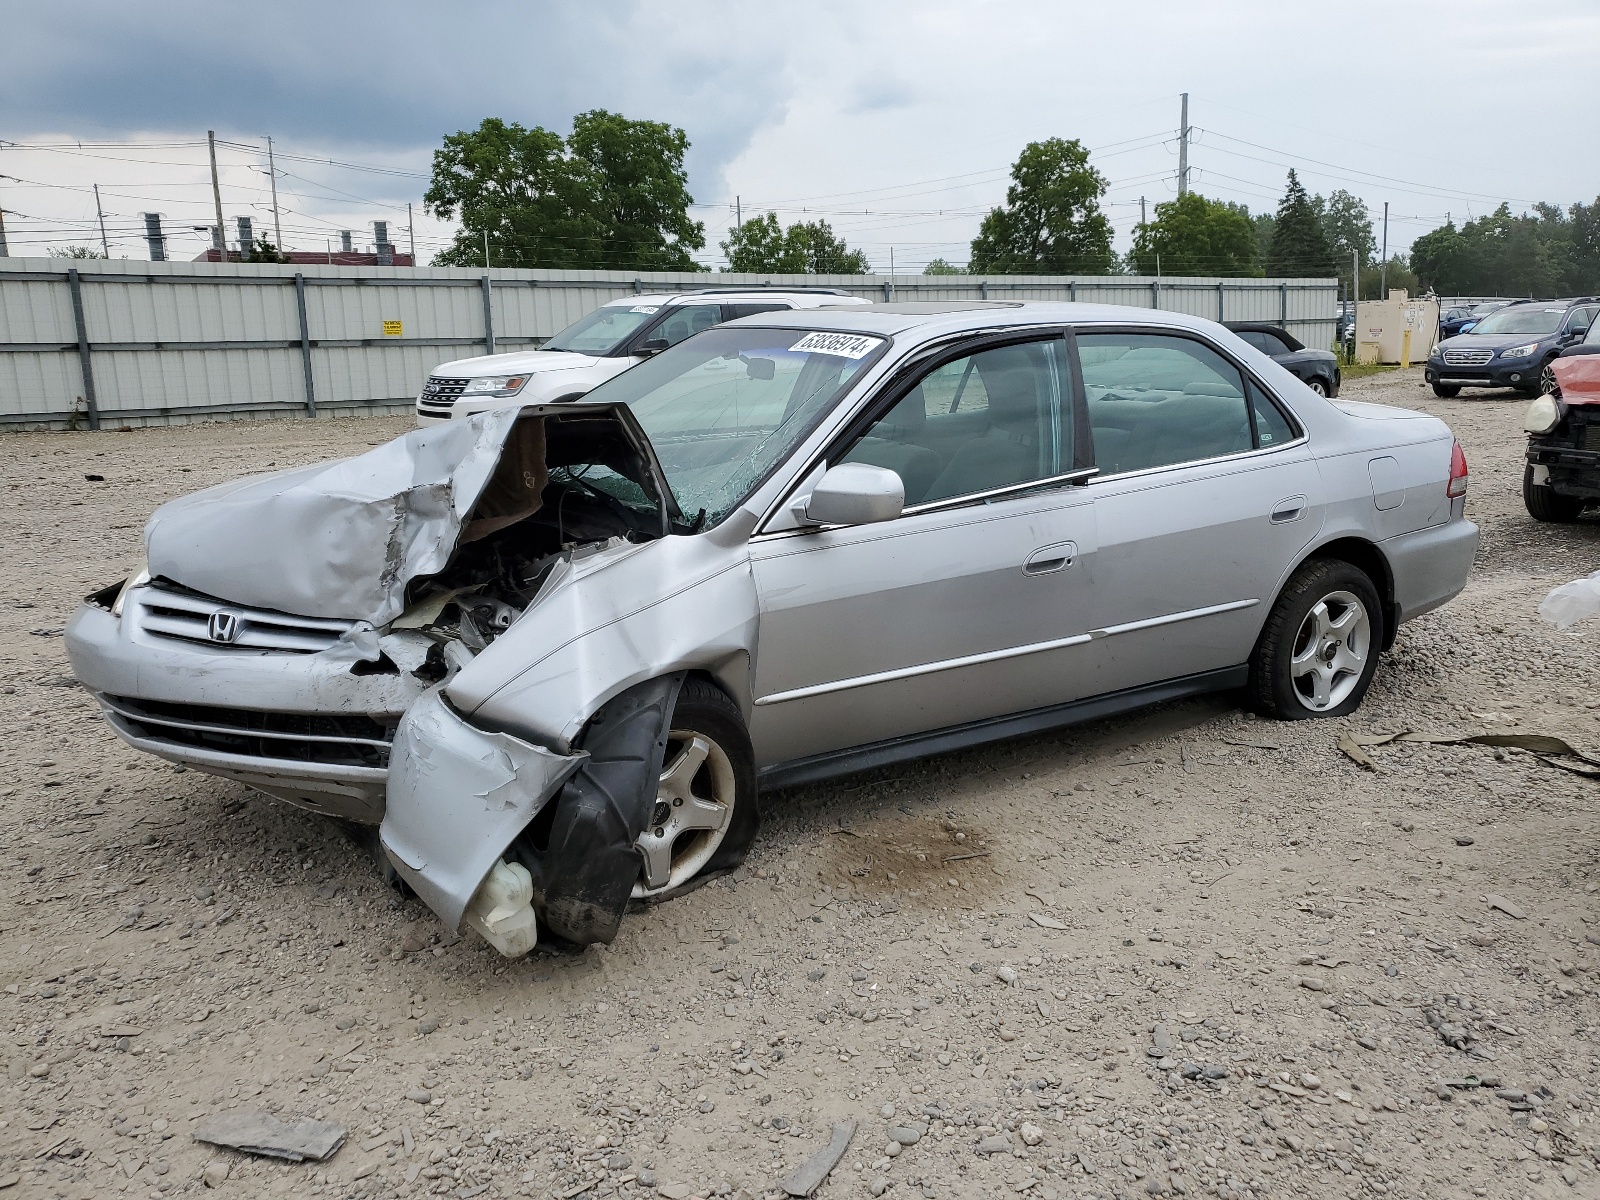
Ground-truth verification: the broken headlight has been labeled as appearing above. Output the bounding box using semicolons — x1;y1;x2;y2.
111;562;151;617
1522;394;1562;435
461;374;530;399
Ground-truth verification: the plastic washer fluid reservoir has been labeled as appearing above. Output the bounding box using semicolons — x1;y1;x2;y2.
462;859;539;958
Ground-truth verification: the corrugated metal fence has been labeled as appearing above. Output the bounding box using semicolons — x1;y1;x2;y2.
0;259;1338;429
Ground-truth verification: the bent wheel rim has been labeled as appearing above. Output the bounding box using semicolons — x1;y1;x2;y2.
1289;589;1371;712
632;728;737;898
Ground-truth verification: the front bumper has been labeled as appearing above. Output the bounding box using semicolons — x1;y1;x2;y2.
1425;357;1541;389
1527;433;1600;499
380;685;584;932
66;599;429;823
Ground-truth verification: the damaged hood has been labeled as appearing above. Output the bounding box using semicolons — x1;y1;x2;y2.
144;403;676;627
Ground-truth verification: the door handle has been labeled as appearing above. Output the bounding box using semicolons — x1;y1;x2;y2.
1023;541;1076;575
1269;495;1307;524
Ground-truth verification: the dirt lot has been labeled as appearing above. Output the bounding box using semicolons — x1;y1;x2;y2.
2;370;1598;1200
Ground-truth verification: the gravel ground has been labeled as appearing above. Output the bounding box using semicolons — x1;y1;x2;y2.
2;370;1598;1200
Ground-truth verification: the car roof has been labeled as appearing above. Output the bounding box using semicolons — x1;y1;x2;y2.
601;290;870;309
725;300;1249;341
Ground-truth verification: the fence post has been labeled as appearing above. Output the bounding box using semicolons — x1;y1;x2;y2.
979;280;988;300
1068;281;1077;303
1218;280;1226;322
294;273;317;416
481;275;495;355
1280;281;1288;325
1152;278;1160;310
67;268;101;430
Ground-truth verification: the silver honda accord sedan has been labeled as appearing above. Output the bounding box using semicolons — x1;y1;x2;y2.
66;302;1478;955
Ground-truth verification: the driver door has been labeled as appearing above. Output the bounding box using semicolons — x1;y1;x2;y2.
748;336;1098;769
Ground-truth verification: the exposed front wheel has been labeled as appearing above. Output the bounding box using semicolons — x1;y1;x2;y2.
1523;465;1586;523
1539;359;1561;399
1249;560;1384;720
1307;377;1329;397
631;678;758;899
1431;382;1461;398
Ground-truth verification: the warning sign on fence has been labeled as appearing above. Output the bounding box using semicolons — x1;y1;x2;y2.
382;320;402;337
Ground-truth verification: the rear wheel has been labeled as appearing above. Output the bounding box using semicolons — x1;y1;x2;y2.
631;678;758;899
1523;465;1586;523
1431;382;1461;398
1249;559;1384;720
1307;377;1329;397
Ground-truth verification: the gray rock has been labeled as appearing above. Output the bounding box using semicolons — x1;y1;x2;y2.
887;1126;922;1146
407;1089;432;1105
417;1017;439;1035
1150;1023;1177;1057
201;1160;229;1188
976;1134;1012;1155
636;1168;656;1188
191;1109;345;1162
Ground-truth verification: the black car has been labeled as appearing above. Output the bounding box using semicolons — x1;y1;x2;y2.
1426;298;1598;398
1224;322;1341;396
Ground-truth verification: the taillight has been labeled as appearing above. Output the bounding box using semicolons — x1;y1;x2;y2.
1447;440;1469;499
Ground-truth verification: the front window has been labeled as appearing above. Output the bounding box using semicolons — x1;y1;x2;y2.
542;304;661;354
581;326;888;525
1469;307;1564;336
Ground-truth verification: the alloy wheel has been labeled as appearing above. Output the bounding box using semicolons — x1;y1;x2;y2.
1289;590;1371;712
632;729;737;897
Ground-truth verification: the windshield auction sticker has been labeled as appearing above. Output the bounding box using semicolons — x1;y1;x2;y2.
791;332;880;359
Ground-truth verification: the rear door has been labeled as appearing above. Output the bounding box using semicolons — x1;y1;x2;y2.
1073;329;1324;695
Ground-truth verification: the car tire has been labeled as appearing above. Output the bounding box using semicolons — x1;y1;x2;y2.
631;677;759;900
1248;559;1384;721
1307;377;1329;397
1431;382;1461;398
1523;465;1586;523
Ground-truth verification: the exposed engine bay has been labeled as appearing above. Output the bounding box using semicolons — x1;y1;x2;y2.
392;410;681;665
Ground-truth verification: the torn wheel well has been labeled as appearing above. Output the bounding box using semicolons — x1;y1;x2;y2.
1305;537;1397;650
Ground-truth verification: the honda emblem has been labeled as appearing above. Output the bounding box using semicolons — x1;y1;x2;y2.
207;610;241;644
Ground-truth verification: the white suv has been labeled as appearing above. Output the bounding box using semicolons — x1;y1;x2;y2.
415;289;869;424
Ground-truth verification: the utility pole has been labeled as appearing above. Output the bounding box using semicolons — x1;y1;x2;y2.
407;201;415;262
1177;93;1190;197
735;195;741;227
1379;201;1389;299
0;205;8;258
93;184;110;257
207;130;226;262
266;135;283;253
483;228;490;268
1140;196;1147;226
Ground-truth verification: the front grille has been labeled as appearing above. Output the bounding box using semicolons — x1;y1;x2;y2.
101;694;395;769
1443;349;1494;366
1583;423;1600;452
133;584;356;654
417;375;468;411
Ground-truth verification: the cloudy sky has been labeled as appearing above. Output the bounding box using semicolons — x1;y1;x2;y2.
4;0;1596;270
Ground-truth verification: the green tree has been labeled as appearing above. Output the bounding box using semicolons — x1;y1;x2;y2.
719;213;870;273
968;138;1114;275
1318;189;1376;264
1410;204;1568;296
565;109;705;271
1129;192;1258;276
922;258;965;275
48;246;107;259
245;237;289;264
1266;170;1337;277
425;112;704;270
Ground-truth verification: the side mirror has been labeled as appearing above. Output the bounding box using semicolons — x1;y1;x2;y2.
634;338;669;357
801;463;904;527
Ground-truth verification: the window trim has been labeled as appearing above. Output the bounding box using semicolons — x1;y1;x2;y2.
757;326;1089;535
1074;324;1307;484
